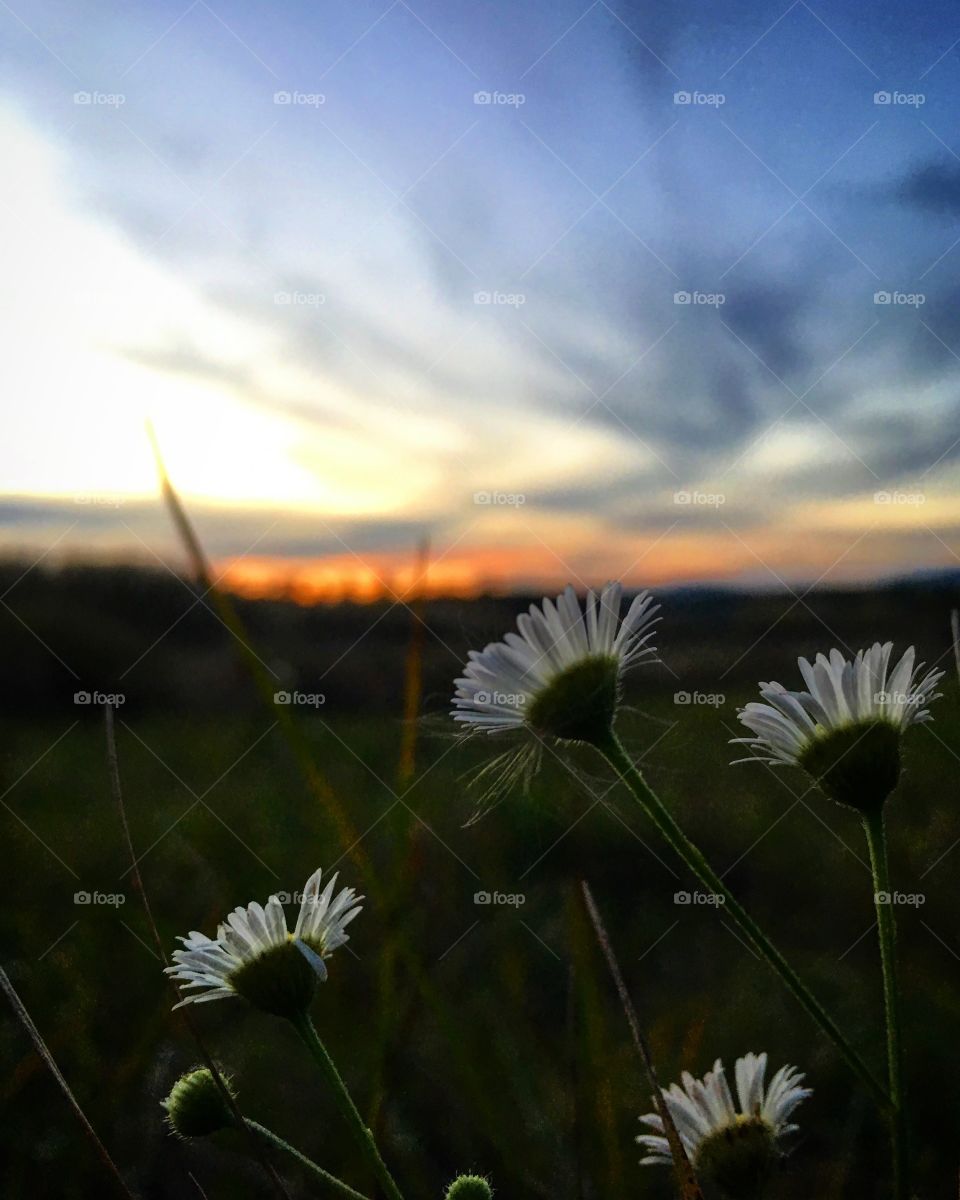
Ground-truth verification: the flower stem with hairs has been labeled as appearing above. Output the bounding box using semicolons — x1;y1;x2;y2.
862;810;908;1200
245;1119;373;1200
293;1013;405;1200
592;728;891;1114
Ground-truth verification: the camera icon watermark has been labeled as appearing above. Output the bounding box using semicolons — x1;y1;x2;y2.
474;890;526;907
873;290;925;307
473;490;525;506
673;489;725;507
874;489;925;506
73;91;125;107
74;492;125;507
273;690;326;707
874;891;925;906
274;290;325;306
673;90;725;107
673;690;725;707
473;90;525;107
74;690;125;706
473;290;525;307
74;890;126;906
275;890;323;905
873;90;924;107
674;890;725;906
674;290;725;307
875;689;927;706
473;690;525;707
274;90;325;107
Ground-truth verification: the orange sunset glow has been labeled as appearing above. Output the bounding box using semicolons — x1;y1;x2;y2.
214;511;950;605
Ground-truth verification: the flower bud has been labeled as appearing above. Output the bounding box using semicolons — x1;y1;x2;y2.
162;1068;236;1139
445;1175;494;1200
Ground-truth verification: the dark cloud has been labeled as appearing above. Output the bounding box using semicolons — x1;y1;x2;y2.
895;160;960;217
721;281;812;380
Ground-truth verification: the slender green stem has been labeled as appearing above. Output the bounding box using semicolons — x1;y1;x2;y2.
593;729;891;1113
245;1118;373;1200
292;1013;405;1200
862;810;908;1200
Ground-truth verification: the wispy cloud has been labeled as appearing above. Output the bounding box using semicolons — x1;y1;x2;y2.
2;0;960;589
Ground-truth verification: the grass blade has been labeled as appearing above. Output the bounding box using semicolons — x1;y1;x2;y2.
104;705;293;1200
567;883;624;1195
0;964;138;1200
580;880;704;1200
146;423;371;876
397;536;430;788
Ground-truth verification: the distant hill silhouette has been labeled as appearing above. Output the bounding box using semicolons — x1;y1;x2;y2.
0;561;956;716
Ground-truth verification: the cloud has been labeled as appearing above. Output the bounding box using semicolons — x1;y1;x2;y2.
5;0;960;587
895;159;960;216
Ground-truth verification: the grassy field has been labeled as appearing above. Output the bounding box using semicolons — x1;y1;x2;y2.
3;573;960;1197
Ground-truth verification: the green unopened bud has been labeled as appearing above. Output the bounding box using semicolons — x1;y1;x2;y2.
445;1174;494;1200
696;1117;779;1199
526;655;620;744
798;720;901;814
162;1068;236;1139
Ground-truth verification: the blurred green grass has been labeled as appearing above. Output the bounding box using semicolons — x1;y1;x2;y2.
4;662;960;1198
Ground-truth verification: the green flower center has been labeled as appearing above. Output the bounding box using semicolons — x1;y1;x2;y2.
797;719;901;813
230;935;326;1019
695;1116;779;1200
525;655;621;744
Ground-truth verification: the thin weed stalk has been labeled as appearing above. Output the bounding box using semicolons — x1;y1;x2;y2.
580;880;705;1200
567;883;624;1197
369;538;430;1133
103;705;293;1200
0;965;138;1200
147;424;371;878
397;536;430;788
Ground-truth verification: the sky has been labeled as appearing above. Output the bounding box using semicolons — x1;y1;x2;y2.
3;0;960;598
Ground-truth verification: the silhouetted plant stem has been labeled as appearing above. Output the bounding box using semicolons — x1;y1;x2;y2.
862;810;908;1200
580;880;705;1200
245;1119;373;1200
591;728;890;1113
293;1013;405;1200
104;705;293;1200
0;966;137;1200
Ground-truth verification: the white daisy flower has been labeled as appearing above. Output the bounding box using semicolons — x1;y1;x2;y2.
166;869;362;1019
733;644;944;811
638;1052;810;1198
451;582;659;744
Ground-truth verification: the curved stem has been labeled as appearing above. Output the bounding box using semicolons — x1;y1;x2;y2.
593;729;891;1113
245;1118;373;1200
862;810;908;1200
292;1013;405;1200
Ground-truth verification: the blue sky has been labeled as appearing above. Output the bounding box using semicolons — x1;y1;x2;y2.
3;0;960;595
